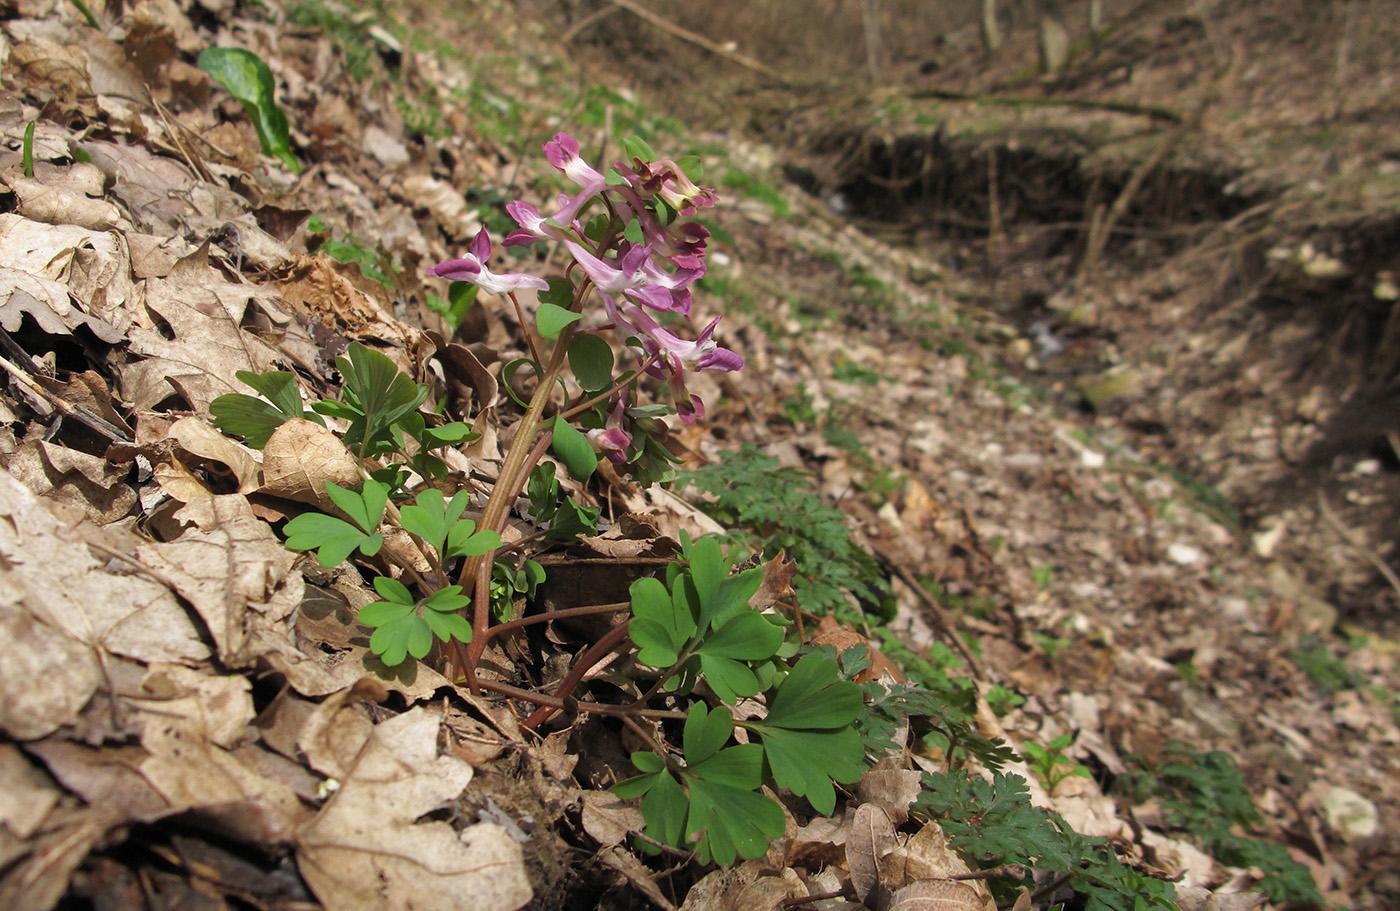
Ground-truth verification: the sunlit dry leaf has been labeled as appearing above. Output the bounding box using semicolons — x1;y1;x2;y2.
5;440;136;524
136;494;296;664
6;38;93;108
679;862;807;911
260;418;360;510
859;768;924;826
580;791;644;847
296;680;380;780
848;802;898;908
0;743;60;839
903;822;977;883
297;707;532;911
167;416;262;495
751;549;798;611
0;805;106;911
402;174;481;239
122;245;282;413
887;880;985;911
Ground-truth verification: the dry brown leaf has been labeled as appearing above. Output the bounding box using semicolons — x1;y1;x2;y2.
858;768;924;826
848;802;898;908
260;418;360;510
0;804;107;911
122;245;283;413
887;880;986;911
296;679;381;780
136;494;298;665
903;823;977;883
8;166;128;231
0;214;130;341
679;862;807;911
162;415;261;496
580;791;644;847
296;706;532;911
402;174;481;239
596;845;676;911
6;440;136;523
0;743;60;839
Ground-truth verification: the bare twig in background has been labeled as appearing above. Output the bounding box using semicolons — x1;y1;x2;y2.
601;0;791;83
1317;491;1400;601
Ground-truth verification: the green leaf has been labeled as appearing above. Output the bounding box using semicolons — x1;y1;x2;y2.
422;609;472;644
685;744;784;865
237;370;305;418
622;135;655;162
683;703;735;764
371;574;413;604
747;653;866;814
283;512;382;567
536;302;582;340
538;277;574;307
445;520;501;559
629;576;696;668
399;488;471;559
369;614;433;667
196;47;300;173
568;334;615;392
422;585;470;613
336;343;428;454
324;480;389;535
427;280;479;329
623;219;644;245
550;417;597;480
209;394;291;449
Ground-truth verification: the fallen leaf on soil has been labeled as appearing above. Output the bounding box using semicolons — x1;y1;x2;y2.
260;418;360;510
296;706;533;911
888;880;988;911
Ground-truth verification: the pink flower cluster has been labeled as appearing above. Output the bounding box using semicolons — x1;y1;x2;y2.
429;133;742;434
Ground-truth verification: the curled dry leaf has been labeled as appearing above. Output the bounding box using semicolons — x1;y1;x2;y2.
260;418;361;510
848;802;899;909
580;791;644;847
858;768;925;826
296;706;533;911
679;862;808;911
887;880;988;911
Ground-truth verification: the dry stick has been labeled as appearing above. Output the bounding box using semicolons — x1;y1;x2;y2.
875;553;983;677
601;0;790;84
903;88;1183;124
522;620;634;729
474;674;685;722
1316;491;1400;600
0;354;132;443
1073;55;1229;290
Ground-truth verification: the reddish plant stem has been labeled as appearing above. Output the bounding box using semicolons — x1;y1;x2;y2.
479;601;630;643
471;676;685;721
523;620;633;729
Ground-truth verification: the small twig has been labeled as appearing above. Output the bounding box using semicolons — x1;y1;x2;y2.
780;887;854;907
523;620;633;729
876;553;983;676
1317;491;1400;600
601;0;791;83
0;353;133;443
472;676;684;721
481;601;631;641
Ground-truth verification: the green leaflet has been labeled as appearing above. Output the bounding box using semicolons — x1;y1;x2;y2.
282;480;389;568
613;705;785;865
357;576;472;667
210;370;323;448
196;47;300;173
746;652;865;815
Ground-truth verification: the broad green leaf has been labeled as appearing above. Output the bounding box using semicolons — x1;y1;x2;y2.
369;614;433;667
196;47;300;173
683;704;734;765
399;488;471;558
568;333;615;392
536;302;582;340
209;394;290;449
764;651;863;729
623;219;644;245
542;497;600;541
698;611;782;662
538;276;574;307
629;576;696;668
445;520;500;559
422;585;470;613
324;479;389;535
236;370;304;417
282;512;381;567
357;599;413;627
622;135;655;162
684;744;783;865
371;574;413;604
639;769;688;850
697;655;759;704
337;343;428;452
550;417;597;480
426;280;479;329
423;609;472;644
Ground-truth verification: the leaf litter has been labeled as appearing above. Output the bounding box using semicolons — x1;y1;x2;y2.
0;0;1395;909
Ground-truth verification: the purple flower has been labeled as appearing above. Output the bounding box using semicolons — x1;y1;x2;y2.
502;179;606;248
613;157;717;216
544;132;605;188
585;396;633;463
429;227;549;294
606;299;743;424
564;239;688;314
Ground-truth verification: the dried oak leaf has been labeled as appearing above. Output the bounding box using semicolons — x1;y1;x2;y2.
296;706;533;911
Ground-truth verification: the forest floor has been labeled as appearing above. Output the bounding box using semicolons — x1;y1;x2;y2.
0;0;1396;909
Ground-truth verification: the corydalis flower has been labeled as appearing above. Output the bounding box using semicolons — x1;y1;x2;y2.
429;227;548;294
606;298;743;425
614;156;717;215
585;396;632;463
